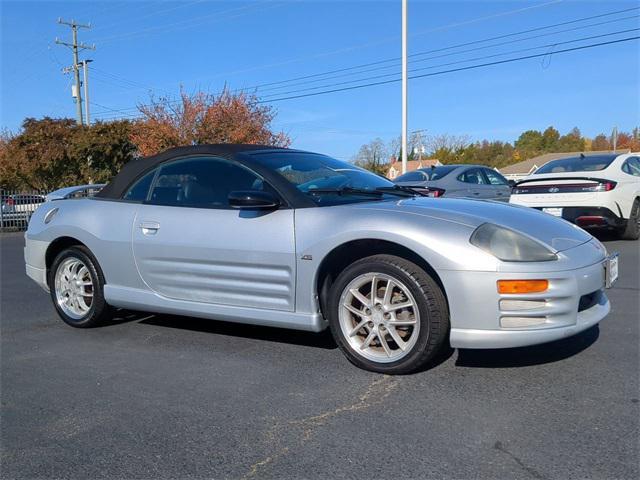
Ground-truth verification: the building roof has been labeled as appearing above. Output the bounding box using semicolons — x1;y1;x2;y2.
500;149;630;175
386;157;441;178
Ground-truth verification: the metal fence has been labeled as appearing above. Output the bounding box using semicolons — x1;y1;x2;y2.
1;186;102;232
1;189;48;232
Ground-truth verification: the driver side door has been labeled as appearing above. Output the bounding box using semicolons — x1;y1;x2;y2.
130;156;296;311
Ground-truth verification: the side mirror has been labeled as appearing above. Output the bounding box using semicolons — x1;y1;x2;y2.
508;180;517;187
228;190;280;210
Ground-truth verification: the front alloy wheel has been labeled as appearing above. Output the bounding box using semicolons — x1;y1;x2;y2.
328;254;449;374
339;273;420;363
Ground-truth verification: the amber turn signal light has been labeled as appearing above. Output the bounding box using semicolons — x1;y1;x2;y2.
497;279;549;294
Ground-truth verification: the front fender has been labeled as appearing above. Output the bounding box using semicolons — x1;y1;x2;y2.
293;206;492;315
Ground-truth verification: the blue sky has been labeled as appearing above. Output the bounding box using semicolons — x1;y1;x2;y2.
1;0;639;160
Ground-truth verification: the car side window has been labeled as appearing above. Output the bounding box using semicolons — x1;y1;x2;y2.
483;169;509;185
458;168;487;184
147;156;271;209
622;157;640;177
123;169;157;202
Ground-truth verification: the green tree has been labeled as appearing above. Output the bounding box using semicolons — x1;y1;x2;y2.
541;126;560;151
556;127;585;152
514;130;544;158
591;133;610;151
0;117;136;191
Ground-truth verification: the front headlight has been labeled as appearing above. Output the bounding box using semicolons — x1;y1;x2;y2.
470;223;557;262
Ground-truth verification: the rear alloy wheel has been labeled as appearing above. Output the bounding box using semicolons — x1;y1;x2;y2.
620;198;640;240
327;254;449;374
49;246;112;327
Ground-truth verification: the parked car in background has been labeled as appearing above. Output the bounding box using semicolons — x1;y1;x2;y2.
1;193;46;217
510;153;640;240
25;145;616;374
393;165;512;201
45;184;106;202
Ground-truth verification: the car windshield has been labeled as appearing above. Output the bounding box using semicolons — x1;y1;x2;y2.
249;152;404;205
535;155;617;174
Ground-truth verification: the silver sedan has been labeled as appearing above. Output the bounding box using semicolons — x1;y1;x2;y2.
394;164;512;201
24;145;617;373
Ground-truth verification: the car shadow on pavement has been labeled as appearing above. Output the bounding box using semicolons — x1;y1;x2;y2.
139;314;339;349
455;325;600;368
590;230;621;243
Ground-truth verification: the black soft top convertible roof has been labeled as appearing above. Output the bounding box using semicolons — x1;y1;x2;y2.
96;144;293;199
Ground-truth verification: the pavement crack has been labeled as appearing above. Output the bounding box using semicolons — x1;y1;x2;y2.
241;375;399;479
494;441;547;480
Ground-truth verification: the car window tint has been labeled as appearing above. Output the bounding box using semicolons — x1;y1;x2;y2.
535;155;617;174
427;166;457;180
484;169;509;185
458;168;487;184
622;157;640;177
148;157;268;208
123;169;156;202
395;171;426;182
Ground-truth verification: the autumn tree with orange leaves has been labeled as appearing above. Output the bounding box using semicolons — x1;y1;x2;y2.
130;89;291;157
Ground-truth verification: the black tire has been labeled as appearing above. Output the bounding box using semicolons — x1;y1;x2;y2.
620;198;640;240
48;246;112;328
327;254;449;374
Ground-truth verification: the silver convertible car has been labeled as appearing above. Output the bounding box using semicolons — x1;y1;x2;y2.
24;145;618;373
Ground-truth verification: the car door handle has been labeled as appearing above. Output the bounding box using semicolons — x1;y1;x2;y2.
139;221;160;235
496;192;504;196
472;192;480;196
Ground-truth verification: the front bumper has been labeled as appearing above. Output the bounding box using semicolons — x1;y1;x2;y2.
442;253;610;349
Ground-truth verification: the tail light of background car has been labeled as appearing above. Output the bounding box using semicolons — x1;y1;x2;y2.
413;187;446;198
512;180;616;194
5;197;14;206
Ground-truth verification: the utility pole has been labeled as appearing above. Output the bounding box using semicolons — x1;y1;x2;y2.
55;18;94;125
612;126;618;151
401;0;408;174
82;60;93;124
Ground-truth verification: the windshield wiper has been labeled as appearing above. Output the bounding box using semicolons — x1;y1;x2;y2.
375;186;420;197
307;187;384;197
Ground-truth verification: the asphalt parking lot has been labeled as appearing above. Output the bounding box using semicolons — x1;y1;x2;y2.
1;231;638;479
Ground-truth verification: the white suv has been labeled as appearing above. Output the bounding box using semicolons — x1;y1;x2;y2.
510;152;640;240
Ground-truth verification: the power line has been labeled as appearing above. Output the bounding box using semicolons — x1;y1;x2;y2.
90;0;208;32
201;0;566;83
254;13;639;95
91;1;285;45
93;4;640;116
259;36;640;104
91;11;639;118
244;5;640;92
258;28;640;100
92;35;639;122
90;0;568;103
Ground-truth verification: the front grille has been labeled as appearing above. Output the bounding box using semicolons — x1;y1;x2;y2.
578;290;603;312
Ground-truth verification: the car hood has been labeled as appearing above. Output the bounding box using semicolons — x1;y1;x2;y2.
353;197;592;252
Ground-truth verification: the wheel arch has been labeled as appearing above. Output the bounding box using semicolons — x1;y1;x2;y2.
315;238;449;320
45;236;89;273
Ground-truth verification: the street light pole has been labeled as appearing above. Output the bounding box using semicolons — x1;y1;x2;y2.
401;0;408;174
